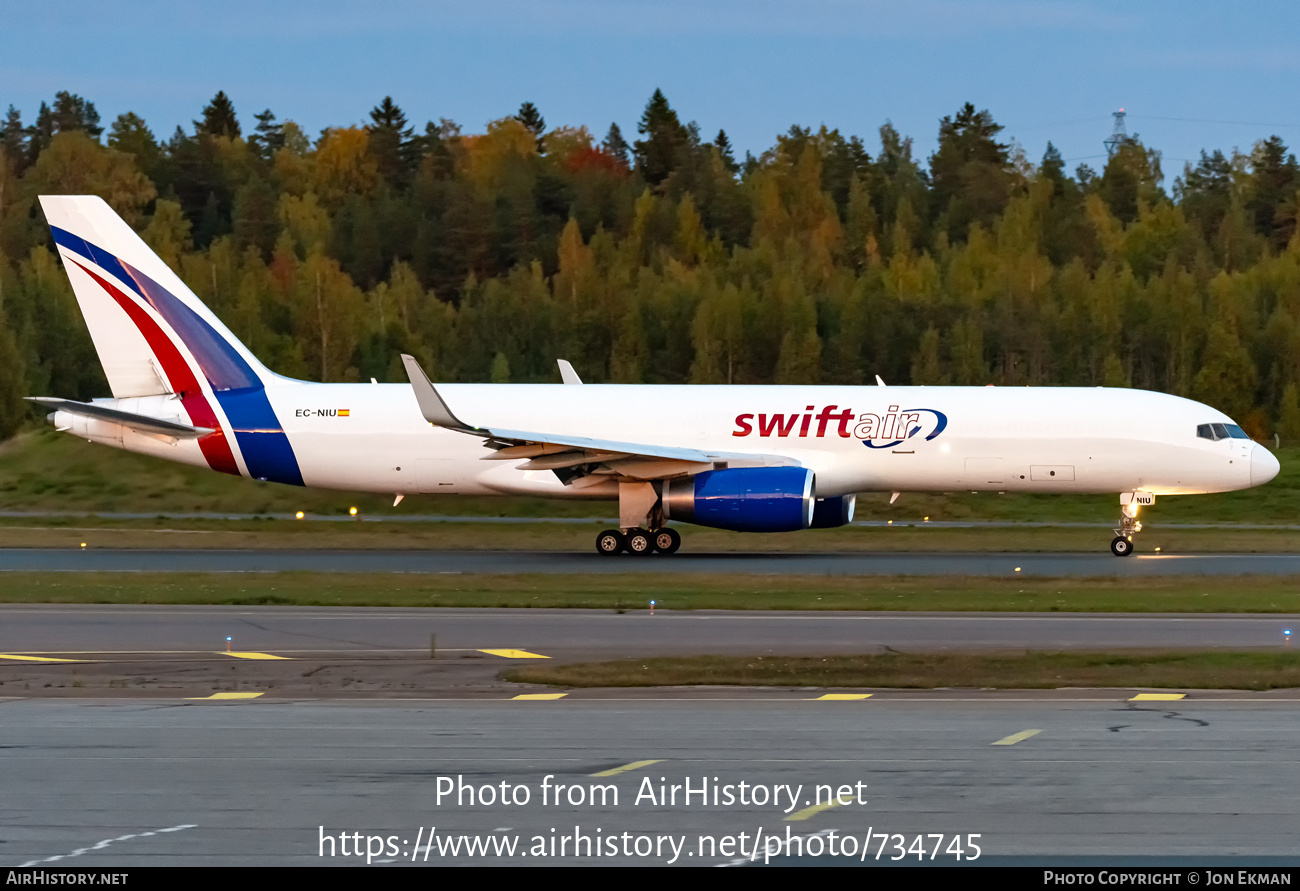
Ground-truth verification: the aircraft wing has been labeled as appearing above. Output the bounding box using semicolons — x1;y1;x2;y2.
401;355;796;481
26;397;214;438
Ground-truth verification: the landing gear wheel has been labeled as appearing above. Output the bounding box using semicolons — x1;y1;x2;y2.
1110;536;1134;557
596;529;626;555
652;528;681;555
625;529;654;555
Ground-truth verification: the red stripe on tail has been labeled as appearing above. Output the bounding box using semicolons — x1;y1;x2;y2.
70;259;241;477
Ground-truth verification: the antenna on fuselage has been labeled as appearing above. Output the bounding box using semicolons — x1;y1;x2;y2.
558;359;583;385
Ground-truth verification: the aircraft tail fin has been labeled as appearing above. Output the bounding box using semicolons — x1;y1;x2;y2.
38;195;306;487
39;195;275;398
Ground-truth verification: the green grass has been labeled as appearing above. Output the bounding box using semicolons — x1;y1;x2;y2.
503;651;1300;690
0;514;1297;552
5;571;1300;612
3;426;1299;524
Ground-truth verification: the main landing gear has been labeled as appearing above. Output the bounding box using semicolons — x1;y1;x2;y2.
595;527;681;556
1110;492;1151;557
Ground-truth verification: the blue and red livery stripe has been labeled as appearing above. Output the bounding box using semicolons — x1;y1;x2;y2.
53;227;304;486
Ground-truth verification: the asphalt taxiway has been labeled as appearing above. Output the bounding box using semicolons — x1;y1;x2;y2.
4;547;1300;575
2;604;1298;658
5;698;1300;866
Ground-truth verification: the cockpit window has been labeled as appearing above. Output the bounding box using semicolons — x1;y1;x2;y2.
1198;423;1250;441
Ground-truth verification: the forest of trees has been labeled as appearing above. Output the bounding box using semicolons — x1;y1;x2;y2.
2;89;1300;442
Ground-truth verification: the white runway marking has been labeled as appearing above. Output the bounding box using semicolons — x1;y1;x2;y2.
19;823;197;866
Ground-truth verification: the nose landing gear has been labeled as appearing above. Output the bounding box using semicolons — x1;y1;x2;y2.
1110;492;1152;556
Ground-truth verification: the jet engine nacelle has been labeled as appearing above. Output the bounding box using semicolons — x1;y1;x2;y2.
662;466;814;532
810;494;856;528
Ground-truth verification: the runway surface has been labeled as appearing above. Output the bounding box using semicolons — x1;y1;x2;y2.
2;604;1297;658
5;547;1300;575
5;698;1300;866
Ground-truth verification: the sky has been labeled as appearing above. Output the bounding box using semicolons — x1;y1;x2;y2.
5;0;1300;183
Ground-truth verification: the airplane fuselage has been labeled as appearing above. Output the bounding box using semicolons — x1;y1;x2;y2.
54;382;1270;501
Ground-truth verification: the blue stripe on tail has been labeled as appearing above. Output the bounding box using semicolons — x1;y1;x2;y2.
51;226;305;486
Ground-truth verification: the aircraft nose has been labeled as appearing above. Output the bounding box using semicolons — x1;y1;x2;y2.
1251;444;1281;486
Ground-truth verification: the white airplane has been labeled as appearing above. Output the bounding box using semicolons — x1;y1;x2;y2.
31;195;1280;557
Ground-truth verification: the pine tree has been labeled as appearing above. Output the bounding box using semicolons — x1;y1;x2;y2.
1;106;26;174
249;109;285;161
514;102;546;152
195;91;240;139
51;91;102;139
26;102;53;165
929;103;1014;242
1247;136;1298;248
601;123;629;167
107;112;162;179
367;97;413;185
713;129;738;174
633;89;686;186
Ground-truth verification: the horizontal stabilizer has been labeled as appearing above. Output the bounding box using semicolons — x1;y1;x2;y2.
27;398;213;438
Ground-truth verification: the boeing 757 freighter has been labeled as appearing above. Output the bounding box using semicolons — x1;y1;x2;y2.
30;196;1280;557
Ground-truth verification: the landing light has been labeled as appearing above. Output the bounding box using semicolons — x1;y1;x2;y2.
295;511;304;520
349;507;358;516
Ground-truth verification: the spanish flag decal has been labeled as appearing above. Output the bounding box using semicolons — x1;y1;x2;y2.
338;409;351;417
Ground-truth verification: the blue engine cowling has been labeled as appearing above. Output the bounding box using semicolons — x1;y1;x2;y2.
662;467;815;532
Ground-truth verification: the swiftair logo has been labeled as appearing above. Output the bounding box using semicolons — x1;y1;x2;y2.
854;405;947;449
731;404;947;448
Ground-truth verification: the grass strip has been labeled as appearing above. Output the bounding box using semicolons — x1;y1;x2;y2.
4;571;1300;612
503;651;1300;690
3;519;1300;553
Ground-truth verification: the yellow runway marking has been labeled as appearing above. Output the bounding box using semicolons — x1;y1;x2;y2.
1130;693;1186;701
0;654;85;663
186;692;265;700
222;652;289;660
512;693;567;700
785;800;844;822
480;649;550;659
813;693;872;701
992;729;1042;746
592;760;662;777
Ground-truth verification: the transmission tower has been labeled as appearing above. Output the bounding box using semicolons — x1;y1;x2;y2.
1103;108;1128;157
